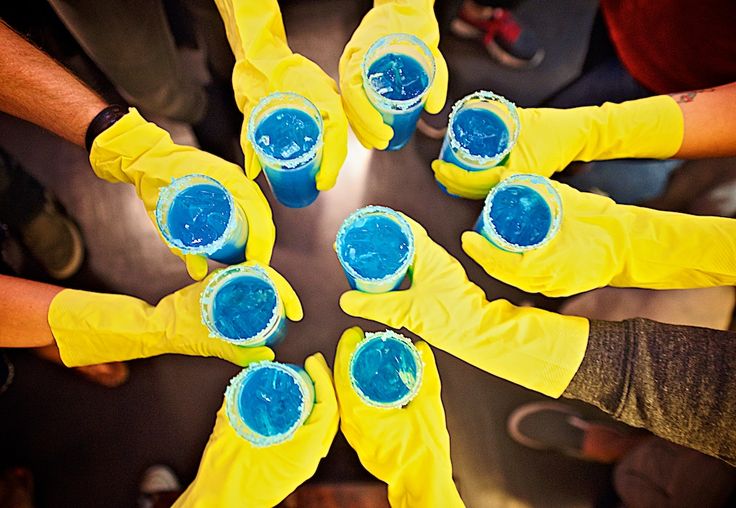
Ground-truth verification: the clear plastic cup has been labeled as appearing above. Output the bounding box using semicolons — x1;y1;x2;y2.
349;330;423;409
336;205;415;293
225;361;315;447
156;174;248;264
474;174;562;253
439;91;520;172
200;265;287;346
362;33;436;151
248;92;324;208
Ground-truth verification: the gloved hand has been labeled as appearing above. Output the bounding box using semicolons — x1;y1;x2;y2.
462;179;736;296
339;0;449;149
49;261;302;367
334;327;465;508
432;95;685;199
340;215;589;397
173;353;339;508
214;0;348;190
89;108;274;280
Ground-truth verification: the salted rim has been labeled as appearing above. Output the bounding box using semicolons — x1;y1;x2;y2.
481;173;562;252
349;330;424;409
200;265;283;345
335;205;415;284
446;90;520;169
225;361;314;447
361;33;436;112
247;92;324;170
155;174;239;255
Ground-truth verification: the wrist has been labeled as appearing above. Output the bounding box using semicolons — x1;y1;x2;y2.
84;104;127;153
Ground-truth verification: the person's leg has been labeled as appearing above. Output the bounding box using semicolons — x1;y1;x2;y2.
0;148;83;280
450;0;544;69
47;0;206;124
614;436;736;507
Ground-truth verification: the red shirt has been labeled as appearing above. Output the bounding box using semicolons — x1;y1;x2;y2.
601;0;736;94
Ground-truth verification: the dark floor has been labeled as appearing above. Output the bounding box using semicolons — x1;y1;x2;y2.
0;0;629;506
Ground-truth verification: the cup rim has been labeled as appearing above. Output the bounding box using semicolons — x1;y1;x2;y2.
361;33;436;112
200;265;284;345
481;173;562;252
335;205;416;283
247;92;324;170
446;90;521;169
155;174;240;255
349;330;424;409
225;361;313;446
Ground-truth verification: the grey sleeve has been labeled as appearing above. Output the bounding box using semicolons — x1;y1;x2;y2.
563;318;736;465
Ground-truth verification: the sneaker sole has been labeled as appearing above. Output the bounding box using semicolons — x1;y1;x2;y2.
450;18;545;70
506;400;587;459
46;217;84;280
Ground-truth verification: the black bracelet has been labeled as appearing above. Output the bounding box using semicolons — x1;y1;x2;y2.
85;104;128;153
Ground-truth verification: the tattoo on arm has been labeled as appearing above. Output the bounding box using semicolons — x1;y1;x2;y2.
670;87;716;104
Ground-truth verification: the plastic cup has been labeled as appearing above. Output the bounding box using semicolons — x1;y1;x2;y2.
156;174;248;264
439;91;520;173
248;92;324;208
336;205;415;293
474;174;562;253
349;330;423;409
362;33;436;151
200;265;287;346
225;361;315;446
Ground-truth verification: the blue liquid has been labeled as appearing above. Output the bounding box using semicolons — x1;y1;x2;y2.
239;366;304;438
351;338;419;405
167;184;245;264
255;108;321;208
340;215;410;280
367;53;429;151
489;185;552;247
439;108;510;172
212;275;285;344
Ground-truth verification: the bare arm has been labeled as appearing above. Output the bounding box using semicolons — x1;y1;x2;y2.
672;82;736;159
0;21;107;147
0;274;62;347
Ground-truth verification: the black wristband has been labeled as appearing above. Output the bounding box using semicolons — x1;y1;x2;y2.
85;105;127;153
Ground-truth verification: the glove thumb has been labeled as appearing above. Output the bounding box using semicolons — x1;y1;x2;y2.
339;290;410;330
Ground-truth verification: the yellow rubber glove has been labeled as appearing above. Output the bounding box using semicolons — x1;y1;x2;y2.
339;0;449;149
89;108;274;280
340;215;589;397
334;327;465;508
173;353;338;508
462;179;736;297
432;95;685;199
48;261;302;367
214;0;348;190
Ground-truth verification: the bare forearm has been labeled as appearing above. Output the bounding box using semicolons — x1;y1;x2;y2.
0;21;107;147
672;82;736;159
0;274;62;347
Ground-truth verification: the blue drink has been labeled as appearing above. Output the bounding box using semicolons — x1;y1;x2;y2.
225;361;315;446
156;174;248;264
475;174;562;252
362;34;436;151
336;205;415;293
439;91;520;175
201;265;286;346
248;93;324;208
349;330;423;408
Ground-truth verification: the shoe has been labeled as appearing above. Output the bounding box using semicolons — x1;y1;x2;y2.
0;352;14;395
138;465;182;508
507;401;639;463
451;5;545;69
19;192;84;280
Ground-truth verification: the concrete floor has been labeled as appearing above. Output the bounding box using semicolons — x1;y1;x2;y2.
0;0;622;506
